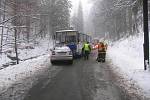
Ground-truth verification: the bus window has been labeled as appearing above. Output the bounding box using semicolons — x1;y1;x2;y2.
66;36;76;43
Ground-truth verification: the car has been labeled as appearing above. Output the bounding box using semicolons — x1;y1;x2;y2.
50;45;73;65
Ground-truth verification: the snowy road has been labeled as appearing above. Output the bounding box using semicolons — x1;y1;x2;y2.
24;53;126;100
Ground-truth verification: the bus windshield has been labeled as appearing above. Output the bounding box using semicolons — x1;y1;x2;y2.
55;30;78;44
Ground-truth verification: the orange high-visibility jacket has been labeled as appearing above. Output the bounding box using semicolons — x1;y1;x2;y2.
98;42;106;52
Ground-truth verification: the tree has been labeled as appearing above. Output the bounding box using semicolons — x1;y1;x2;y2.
71;1;84;33
51;0;71;33
90;0;143;40
0;0;72;64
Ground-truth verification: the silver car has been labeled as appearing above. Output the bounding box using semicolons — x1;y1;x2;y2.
50;45;73;64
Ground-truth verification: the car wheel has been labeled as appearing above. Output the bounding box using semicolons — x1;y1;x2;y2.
68;60;73;65
51;60;55;65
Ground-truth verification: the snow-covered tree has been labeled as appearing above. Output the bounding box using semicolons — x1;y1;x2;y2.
91;0;143;41
0;0;71;64
71;1;84;33
50;0;71;33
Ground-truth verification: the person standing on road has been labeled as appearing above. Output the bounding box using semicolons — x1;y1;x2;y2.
97;42;106;62
82;42;91;60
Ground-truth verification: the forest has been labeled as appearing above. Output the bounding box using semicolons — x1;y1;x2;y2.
0;0;71;64
87;0;146;41
0;0;149;65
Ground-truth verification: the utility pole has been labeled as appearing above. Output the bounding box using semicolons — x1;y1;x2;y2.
143;0;149;70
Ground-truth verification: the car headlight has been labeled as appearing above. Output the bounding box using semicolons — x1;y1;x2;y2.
52;51;55;55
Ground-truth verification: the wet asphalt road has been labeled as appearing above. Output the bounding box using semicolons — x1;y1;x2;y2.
24;53;124;100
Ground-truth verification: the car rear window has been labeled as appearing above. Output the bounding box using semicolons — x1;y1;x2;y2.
55;46;69;50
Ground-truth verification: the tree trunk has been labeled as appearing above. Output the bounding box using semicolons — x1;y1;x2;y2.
14;28;19;64
0;0;6;53
143;0;149;70
13;0;19;64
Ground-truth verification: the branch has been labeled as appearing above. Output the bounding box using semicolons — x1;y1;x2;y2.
0;14;19;25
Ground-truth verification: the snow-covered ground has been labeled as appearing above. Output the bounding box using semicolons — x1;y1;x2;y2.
107;34;150;99
0;38;54;68
0;38;61;100
0;55;62;100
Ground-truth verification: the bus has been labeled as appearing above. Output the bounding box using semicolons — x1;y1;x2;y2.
54;30;91;58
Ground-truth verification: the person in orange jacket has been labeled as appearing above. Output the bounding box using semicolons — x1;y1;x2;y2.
97;42;107;62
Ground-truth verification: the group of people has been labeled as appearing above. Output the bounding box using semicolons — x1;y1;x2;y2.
82;41;107;62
